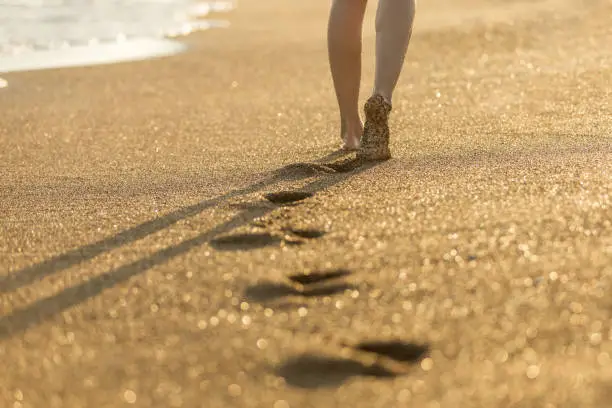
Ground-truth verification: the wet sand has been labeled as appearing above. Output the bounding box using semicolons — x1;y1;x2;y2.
1;0;611;407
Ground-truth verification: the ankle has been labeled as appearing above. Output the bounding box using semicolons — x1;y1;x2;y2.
343;119;363;134
370;92;392;107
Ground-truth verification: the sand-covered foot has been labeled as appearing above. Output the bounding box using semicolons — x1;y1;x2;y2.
357;95;392;161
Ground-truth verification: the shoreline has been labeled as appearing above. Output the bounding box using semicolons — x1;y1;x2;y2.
0;1;233;78
0;38;187;75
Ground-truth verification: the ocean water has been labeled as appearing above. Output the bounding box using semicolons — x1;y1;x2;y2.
0;0;232;74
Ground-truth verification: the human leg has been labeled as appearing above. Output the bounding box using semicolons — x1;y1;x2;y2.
358;0;416;160
327;0;368;150
373;0;416;104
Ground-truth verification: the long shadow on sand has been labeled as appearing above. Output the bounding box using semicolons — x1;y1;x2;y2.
7;139;599;297
0;153;371;339
0;151;355;296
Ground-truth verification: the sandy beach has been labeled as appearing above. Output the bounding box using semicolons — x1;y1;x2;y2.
1;0;612;406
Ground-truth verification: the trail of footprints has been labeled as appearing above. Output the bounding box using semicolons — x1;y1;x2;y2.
210;190;323;250
213;189;429;388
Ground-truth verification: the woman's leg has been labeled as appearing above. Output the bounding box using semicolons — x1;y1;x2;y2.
328;0;368;150
358;0;416;161
373;0;416;104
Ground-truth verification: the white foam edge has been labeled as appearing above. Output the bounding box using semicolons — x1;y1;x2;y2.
0;37;187;75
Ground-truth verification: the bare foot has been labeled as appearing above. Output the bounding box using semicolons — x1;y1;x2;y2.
340;119;363;151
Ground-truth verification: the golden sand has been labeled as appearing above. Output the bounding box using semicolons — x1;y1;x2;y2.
1;0;611;406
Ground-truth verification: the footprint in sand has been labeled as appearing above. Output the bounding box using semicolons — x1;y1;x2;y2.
277;341;429;389
213;187;327;250
276;354;396;388
211;226;327;251
210;232;282;251
324;157;367;173
354;340;430;363
284;228;326;240
287;269;351;285
282;227;327;245
271;156;371;180
272;163;337;180
264;190;313;205
244;269;353;302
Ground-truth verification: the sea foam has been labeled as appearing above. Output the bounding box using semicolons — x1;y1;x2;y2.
0;0;232;74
